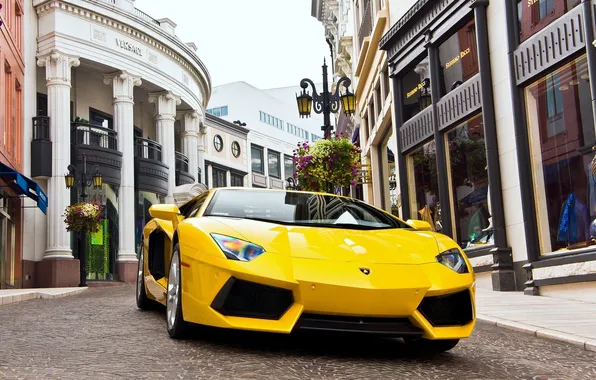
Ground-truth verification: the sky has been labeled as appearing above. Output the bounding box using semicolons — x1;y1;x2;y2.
135;0;331;90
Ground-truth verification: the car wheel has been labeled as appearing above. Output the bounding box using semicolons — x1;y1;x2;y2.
136;245;153;310
166;243;189;339
404;338;460;353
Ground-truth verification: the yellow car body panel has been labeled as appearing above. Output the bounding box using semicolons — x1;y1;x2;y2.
139;188;477;341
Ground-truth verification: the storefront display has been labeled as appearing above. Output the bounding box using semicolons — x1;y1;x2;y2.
408;141;442;232
402;57;431;121
445;113;492;249
525;54;596;254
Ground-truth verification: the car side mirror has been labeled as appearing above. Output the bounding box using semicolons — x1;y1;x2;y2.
406;219;432;231
149;204;180;222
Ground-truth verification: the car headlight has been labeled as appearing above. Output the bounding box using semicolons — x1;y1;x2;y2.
436;248;469;274
210;233;265;262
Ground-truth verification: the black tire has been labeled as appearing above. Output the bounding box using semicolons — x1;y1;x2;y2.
404;338;460;353
136;244;153;310
166;243;189;339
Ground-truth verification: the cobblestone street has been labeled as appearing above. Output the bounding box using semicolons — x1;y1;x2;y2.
1;285;595;380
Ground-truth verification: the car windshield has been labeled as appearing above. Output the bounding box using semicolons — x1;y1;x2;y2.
203;189;408;230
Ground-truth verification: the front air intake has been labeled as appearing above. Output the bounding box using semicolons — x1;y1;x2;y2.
210;277;294;320
418;289;474;327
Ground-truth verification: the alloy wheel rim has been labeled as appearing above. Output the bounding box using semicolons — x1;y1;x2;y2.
167;252;179;330
137;250;144;299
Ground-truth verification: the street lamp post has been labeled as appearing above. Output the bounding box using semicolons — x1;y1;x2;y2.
296;59;357;139
64;154;103;287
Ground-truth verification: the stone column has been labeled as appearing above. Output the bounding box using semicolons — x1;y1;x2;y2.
178;110;200;183
198;120;207;184
36;50;81;287
149;91;181;203
104;71;142;283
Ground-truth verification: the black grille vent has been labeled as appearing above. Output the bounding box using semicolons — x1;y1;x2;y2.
210;278;294;320
418;289;473;327
295;313;424;337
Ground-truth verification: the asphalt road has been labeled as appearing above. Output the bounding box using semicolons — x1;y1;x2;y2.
0;285;595;380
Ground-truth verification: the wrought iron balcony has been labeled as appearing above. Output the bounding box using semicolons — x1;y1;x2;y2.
71;122;118;151
71;122;122;186
134;137;169;196
175;151;194;186
135;138;162;161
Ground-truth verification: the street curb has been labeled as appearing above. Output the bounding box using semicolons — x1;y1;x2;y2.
0;288;88;307
477;314;596;353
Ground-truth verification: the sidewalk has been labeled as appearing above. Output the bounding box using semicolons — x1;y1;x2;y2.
0;287;88;306
475;287;596;352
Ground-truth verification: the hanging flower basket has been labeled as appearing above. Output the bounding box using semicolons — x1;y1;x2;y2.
293;134;362;193
63;201;104;233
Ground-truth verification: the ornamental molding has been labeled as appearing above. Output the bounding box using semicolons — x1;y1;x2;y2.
103;70;142;102
36;49;81;85
34;0;211;106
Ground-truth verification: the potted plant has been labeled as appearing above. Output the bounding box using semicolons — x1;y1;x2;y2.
293;134;362;193
63;201;104;233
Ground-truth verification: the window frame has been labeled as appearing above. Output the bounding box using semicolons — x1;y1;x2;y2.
267;149;281;179
251;144;264;174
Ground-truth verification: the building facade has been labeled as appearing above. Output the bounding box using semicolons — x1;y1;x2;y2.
376;0;596;299
203;113;250;188
207;81;324;189
0;0;31;289
21;0;211;287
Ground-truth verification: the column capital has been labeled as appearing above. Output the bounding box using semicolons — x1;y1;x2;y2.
36;49;80;86
103;70;142;104
148;90;181;119
177;109;202;133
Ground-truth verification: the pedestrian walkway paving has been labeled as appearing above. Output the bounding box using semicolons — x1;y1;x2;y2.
0;287;87;306
475;287;596;352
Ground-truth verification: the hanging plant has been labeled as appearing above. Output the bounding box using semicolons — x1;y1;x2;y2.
63;201;104;233
293;134;362;193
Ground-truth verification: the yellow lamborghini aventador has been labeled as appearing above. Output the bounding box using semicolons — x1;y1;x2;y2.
136;187;476;352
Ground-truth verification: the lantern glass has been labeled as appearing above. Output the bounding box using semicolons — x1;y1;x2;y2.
93;172;103;189
341;90;356;116
296;91;313;118
65;173;75;189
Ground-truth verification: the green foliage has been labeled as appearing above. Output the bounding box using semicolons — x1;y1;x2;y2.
293;135;362;193
63;201;103;233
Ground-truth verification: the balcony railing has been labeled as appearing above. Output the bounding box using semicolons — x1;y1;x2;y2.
32;116;50;140
135;138;162;161
71;122;118;151
358;0;372;50
175;151;190;173
134;7;160;25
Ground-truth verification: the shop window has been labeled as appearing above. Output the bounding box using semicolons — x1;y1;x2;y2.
135;191;164;256
268;150;281;179
446;113;491;249
402;56;431;122
251;144;264;174
517;0;581;42
525;54;596;254
408;141;443;232
89;108;113;130
284;154;295;180
231;173;244;187
438;18;479;96
213;167;227;188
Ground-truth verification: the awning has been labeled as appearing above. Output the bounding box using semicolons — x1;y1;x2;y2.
0;162;48;214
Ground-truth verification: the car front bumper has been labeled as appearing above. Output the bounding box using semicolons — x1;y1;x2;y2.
179;249;476;340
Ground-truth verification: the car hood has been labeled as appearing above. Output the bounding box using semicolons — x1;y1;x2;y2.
208;217;440;265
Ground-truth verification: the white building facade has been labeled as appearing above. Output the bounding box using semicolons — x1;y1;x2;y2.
22;0;211;287
203;114;250;189
207;82;324;189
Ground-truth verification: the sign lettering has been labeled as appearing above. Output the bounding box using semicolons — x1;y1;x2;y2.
444;47;471;69
115;38;143;56
407;79;429;99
